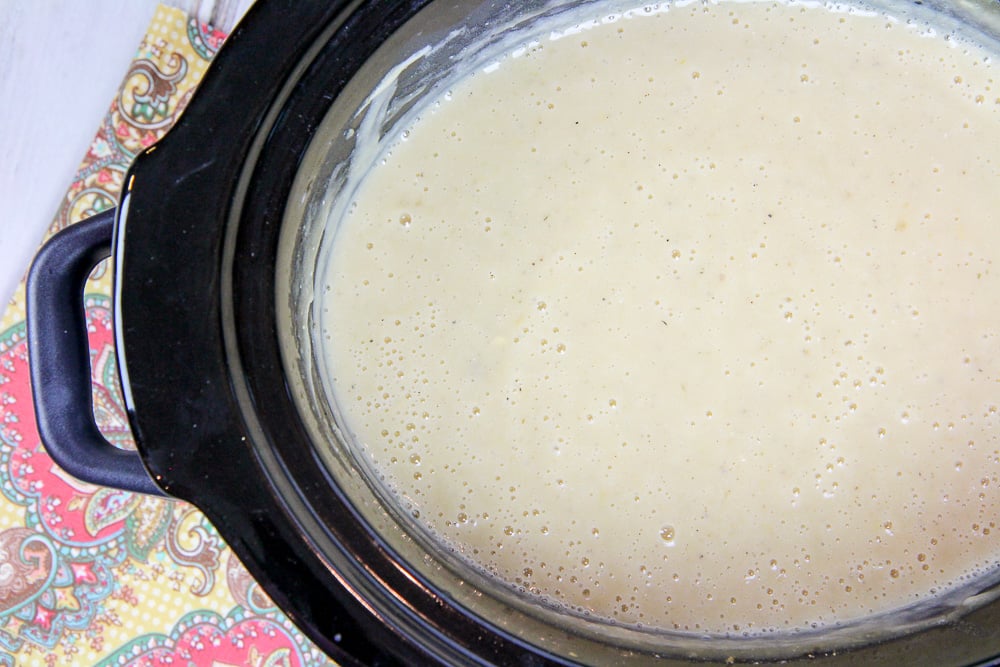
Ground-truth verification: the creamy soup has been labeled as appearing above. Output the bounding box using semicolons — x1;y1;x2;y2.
317;0;1000;638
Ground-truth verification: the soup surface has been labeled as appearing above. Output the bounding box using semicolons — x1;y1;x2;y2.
318;0;1000;636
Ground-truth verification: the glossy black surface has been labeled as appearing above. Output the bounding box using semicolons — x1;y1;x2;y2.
118;2;406;664
27;210;165;496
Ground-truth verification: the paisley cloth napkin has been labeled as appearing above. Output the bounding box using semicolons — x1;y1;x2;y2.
0;6;336;666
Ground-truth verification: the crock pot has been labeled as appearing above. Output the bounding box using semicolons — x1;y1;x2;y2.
24;0;1000;664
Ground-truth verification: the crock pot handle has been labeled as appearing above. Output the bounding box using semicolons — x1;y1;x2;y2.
26;210;166;497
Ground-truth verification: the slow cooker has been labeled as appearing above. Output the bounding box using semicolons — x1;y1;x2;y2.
24;0;1000;664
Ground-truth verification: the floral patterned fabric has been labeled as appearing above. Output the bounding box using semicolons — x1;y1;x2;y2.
0;7;336;666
